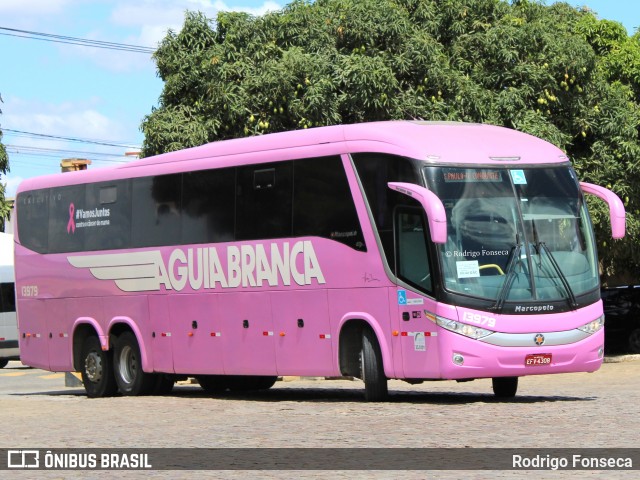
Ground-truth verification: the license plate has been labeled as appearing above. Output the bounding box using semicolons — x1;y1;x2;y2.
525;353;552;366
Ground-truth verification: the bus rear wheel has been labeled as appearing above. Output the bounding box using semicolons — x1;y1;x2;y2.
360;327;388;402
80;336;117;398
492;377;518;398
0;359;8;369
113;331;155;396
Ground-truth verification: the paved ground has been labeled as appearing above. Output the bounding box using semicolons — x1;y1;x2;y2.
0;357;638;478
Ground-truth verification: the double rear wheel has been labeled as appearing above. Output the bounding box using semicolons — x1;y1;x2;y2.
80;336;117;398
113;331;156;396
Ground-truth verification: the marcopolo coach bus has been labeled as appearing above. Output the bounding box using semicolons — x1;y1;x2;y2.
14;121;625;400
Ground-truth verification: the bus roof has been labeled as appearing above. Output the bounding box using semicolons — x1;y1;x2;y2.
0;233;14;282
16;121;568;194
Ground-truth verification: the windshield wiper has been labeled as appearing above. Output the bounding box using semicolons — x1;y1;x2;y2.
491;243;521;313
538;241;578;309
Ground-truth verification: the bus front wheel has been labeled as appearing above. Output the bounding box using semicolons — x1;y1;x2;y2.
113;331;155;396
492;376;518;398
360;327;388;402
80;336;117;398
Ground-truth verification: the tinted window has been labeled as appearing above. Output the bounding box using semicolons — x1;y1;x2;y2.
48;184;86;253
236;162;293;241
396;207;432;293
352;153;421;266
294;156;365;251
132;174;182;247
182;168;235;244
16;189;50;253
84;181;132;251
0;283;16;313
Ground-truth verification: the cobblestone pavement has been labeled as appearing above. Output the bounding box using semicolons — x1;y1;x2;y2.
1;357;638;479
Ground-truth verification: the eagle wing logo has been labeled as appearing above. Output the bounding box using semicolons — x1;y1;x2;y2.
68;251;165;292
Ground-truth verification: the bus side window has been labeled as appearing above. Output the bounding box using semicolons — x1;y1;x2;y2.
16;190;50;254
84;180;132;251
236;162;293;241
48;184;86;253
395;207;433;293
182;167;235;244
352;153;421;269
294;156;366;251
132;174;182;247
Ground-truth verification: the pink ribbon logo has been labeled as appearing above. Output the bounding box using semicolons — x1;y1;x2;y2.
67;203;76;234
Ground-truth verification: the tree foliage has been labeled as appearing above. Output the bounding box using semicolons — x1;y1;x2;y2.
141;0;640;281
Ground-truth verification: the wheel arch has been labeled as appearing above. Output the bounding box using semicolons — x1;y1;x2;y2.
72;318;104;372
107;317;152;373
338;313;395;379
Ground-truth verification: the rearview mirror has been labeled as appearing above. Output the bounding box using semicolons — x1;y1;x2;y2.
388;182;447;244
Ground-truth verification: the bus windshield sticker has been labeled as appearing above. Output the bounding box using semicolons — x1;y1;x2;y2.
510;170;527;185
456;260;480;279
442;169;502;183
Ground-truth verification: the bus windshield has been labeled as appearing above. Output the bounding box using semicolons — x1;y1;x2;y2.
423;166;599;306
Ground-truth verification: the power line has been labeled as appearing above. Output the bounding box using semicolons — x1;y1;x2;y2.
0;26;155;54
2;128;140;149
5;145;130;163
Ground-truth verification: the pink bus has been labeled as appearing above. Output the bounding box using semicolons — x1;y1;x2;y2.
14;121;626;400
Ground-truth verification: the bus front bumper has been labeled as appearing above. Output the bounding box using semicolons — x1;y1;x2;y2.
436;328;604;380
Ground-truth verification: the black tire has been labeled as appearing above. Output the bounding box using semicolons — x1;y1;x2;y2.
360;327;388;402
0;359;9;369
80;336;117;398
152;374;175;395
113;331;155;396
197;375;229;394
492;377;518;398
227;375;278;392
628;328;640;354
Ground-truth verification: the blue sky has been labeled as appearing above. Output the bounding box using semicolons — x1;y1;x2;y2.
0;0;638;198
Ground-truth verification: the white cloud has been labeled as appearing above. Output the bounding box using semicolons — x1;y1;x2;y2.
110;0;284;44
212;0;282;16
0;0;71;15
1;1;284;74
2;96;139;187
4;96;125;140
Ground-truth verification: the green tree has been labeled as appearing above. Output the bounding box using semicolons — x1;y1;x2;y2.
0;93;10;232
141;0;640;281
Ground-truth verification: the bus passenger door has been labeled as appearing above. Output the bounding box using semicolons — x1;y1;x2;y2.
169;293;224;375
271;290;332;377
395;207;441;379
218;292;276;376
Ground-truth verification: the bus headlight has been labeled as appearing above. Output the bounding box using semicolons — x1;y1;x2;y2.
436;316;494;339
578;316;604;335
